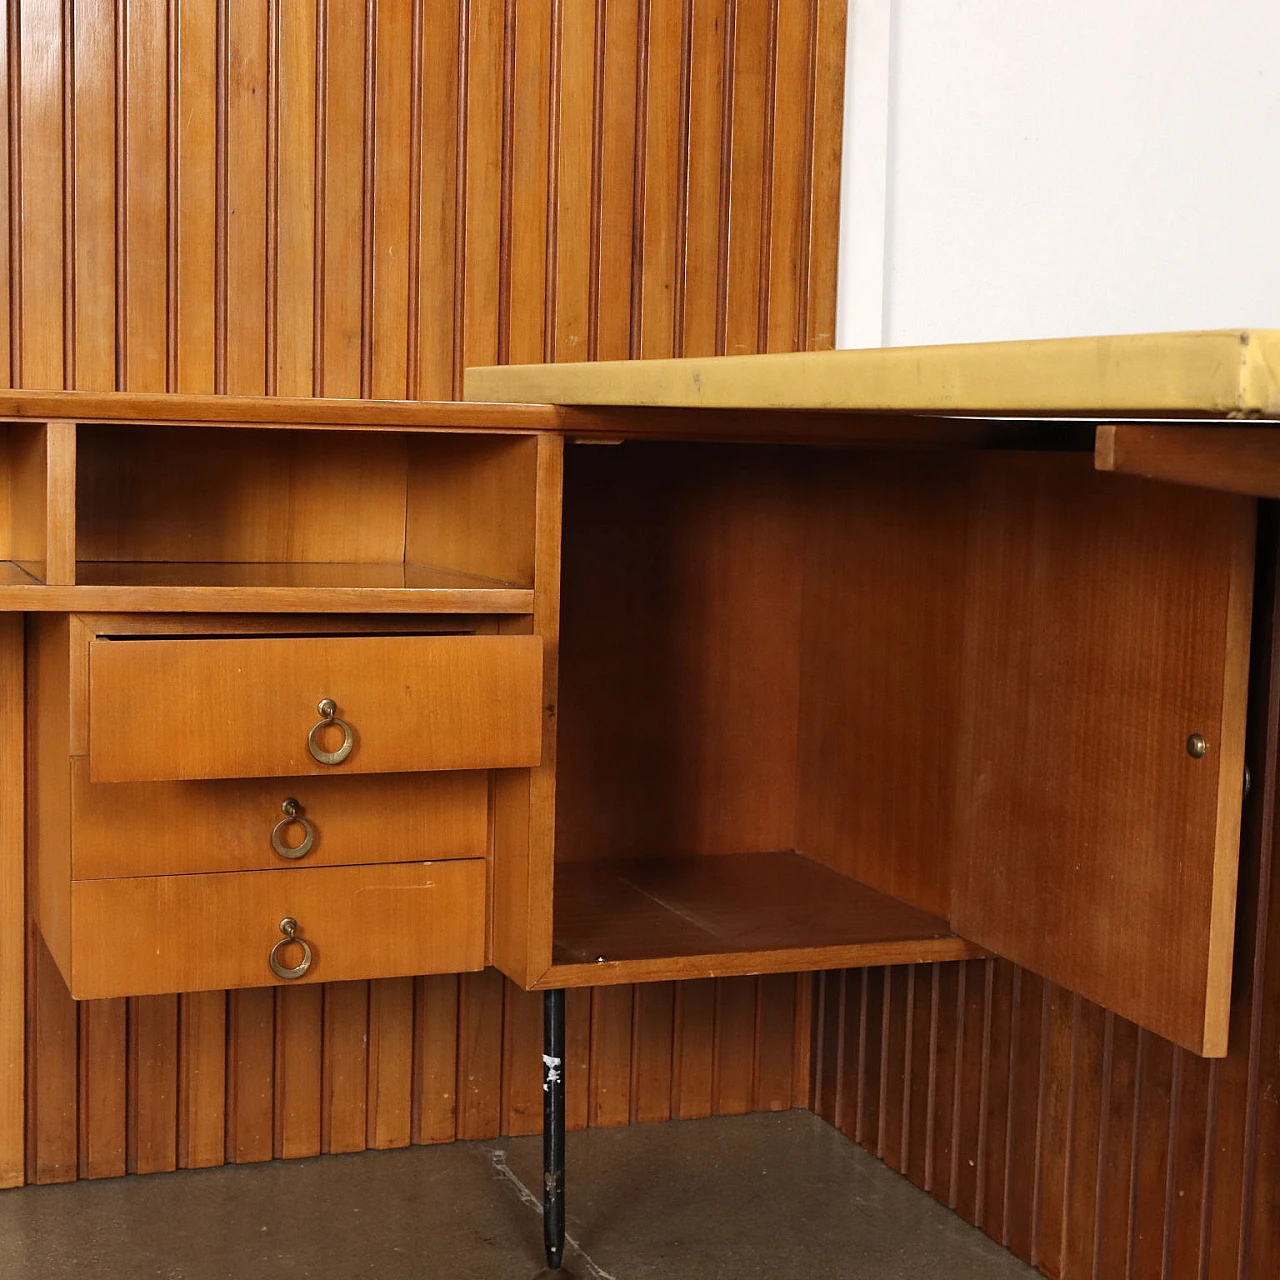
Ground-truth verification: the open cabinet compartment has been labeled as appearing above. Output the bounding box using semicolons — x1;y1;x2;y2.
525;439;1255;1057
74;423;540;592
0;421;72;585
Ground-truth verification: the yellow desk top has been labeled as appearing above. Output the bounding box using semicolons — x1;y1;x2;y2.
464;330;1280;419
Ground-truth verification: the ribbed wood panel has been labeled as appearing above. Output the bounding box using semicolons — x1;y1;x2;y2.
815;521;1280;1280
3;0;843;1184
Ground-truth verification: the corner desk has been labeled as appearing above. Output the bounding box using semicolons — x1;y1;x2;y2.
3;329;1277;1269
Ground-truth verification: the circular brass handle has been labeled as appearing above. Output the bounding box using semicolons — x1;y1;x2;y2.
270;798;315;860
269;917;313;980
308;698;354;765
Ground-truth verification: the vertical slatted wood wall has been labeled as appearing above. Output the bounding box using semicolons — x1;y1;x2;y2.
815;531;1280;1280
2;0;844;1185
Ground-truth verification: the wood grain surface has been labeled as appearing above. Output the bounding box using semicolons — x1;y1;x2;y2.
76;425;415;566
554;442;805;864
549;853;976;981
8;11;1279;1280
0;578;536;614
0;615;22;1185
952;457;1255;1056
1097;424;1280;500
86;631;543;781
491;434;562;987
817;514;1280;1280
796;452;970;918
66;860;487;1000
76;423;539;587
0;390;1085;445
5;423;47;576
7;0;841;1186
70;764;489;879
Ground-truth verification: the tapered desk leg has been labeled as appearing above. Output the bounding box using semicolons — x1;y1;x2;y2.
543;988;566;1271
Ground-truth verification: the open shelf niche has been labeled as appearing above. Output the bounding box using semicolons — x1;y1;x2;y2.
0;420;75;586
73;423;541;605
543;440;989;986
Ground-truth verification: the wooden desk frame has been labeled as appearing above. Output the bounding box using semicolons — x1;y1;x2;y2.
0;332;1274;1270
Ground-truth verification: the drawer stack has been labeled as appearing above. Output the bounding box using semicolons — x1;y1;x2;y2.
30;615;543;999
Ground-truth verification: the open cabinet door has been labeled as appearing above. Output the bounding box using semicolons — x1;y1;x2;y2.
952;454;1255;1057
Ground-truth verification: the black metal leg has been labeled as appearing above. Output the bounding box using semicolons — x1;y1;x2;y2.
543;988;566;1271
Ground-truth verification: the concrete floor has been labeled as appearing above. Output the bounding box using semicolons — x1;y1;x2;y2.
0;1111;1038;1279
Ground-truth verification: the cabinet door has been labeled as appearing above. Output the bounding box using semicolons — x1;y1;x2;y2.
952;454;1255;1057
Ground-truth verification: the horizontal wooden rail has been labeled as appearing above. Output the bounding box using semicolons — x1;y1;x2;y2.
0;387;1083;448
1096;423;1280;499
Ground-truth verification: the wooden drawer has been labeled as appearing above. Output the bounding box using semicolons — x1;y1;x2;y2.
63;860;486;999
86;632;543;782
69;762;489;878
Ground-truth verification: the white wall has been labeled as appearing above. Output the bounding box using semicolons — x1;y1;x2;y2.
838;1;1280;349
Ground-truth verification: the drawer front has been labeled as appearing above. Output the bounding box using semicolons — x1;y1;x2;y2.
67;860;486;999
70;762;489;879
87;632;543;782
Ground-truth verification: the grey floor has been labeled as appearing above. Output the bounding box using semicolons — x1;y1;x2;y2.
0;1111;1038;1279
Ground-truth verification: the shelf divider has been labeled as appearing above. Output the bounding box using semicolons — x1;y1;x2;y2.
44;421;76;584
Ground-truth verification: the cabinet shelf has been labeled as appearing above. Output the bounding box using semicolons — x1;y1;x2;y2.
0;575;533;613
544;852;979;987
74;560;523;590
68;560;532;609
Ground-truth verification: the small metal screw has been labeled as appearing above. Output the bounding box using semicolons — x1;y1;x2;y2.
1187;734;1208;759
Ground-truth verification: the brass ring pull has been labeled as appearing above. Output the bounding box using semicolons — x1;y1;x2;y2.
308;698;354;765
269;917;313;981
270;798;314;860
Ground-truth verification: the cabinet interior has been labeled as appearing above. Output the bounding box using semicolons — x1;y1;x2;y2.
74;424;539;591
551;441;977;974
546;437;1252;1045
0;422;56;584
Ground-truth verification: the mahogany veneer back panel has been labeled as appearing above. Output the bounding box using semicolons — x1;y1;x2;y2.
76;426;410;566
555;443;806;862
76;426;539;586
795;453;971;918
